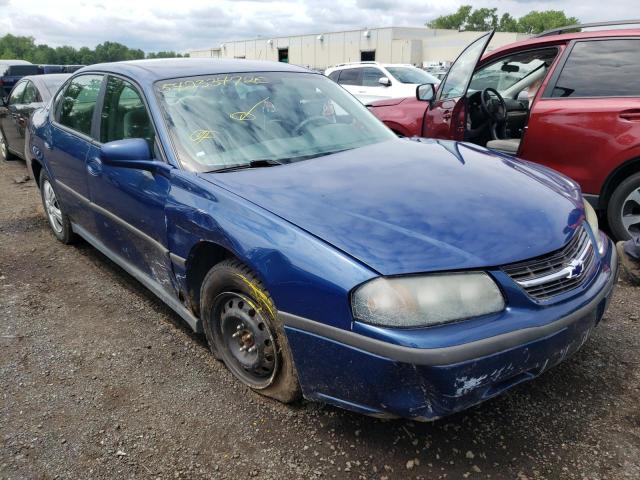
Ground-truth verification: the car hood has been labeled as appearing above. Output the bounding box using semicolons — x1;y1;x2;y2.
200;139;583;276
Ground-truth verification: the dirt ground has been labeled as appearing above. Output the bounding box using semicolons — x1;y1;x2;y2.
1;157;639;480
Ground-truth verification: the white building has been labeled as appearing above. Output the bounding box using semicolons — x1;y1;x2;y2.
189;27;529;70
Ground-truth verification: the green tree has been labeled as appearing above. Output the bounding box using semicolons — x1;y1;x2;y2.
427;7;579;34
498;13;518;33
146;51;187;59
517;10;579;34
427;5;472;30
0;34;188;64
77;46;96;65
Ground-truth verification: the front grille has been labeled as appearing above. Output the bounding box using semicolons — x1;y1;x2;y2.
502;226;596;300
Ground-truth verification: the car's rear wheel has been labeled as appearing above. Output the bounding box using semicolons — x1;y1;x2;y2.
39;170;75;244
0;130;16;161
607;173;640;240
200;259;301;403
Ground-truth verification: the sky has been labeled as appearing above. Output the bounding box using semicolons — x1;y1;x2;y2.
0;0;635;53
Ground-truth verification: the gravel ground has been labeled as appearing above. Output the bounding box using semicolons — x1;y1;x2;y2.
1;157;639;480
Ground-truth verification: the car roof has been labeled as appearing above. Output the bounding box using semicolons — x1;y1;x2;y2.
15;73;71;98
0;59;33;66
329;63;416;70
76;58;313;83
484;28;640;60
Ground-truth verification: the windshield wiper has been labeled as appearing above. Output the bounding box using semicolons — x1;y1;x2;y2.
208;159;282;173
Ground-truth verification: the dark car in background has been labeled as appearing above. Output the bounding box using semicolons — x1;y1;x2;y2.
0;73;70;162
368;21;640;241
0;60;40;99
38;65;86;74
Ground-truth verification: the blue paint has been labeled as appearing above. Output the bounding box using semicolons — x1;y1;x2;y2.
28;59;618;420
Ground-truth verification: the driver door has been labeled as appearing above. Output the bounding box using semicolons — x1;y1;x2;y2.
424;31;493;140
87;75;174;293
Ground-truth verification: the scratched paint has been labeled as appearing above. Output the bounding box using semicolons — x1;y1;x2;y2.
454;374;489;397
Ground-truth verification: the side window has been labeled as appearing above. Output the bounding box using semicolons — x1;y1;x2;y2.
8;82;26;105
361;68;384;87
100;76;154;144
552;39;640;98
469;48;558;96
328;71;340;82
58;75;103;136
22;81;40;104
338;68;361;86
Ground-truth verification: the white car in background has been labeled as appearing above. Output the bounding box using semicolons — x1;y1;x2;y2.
325;62;440;104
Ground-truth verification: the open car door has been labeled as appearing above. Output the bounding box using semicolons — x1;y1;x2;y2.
424;31;494;140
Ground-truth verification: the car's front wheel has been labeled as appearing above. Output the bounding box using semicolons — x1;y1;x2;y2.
607;172;640;240
39;170;75;244
200;259;301;403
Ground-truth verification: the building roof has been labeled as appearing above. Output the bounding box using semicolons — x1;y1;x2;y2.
77;58;312;82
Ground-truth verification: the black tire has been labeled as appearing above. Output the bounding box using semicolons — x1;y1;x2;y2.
200;259;301;403
39;170;75;244
607;172;640;241
0;129;16;161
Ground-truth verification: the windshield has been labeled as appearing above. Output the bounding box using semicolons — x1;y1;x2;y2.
385;67;439;84
156;72;395;172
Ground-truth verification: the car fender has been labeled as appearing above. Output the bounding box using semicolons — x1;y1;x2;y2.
164;170;377;330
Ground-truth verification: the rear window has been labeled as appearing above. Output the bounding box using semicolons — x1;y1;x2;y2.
552;39;640;98
7;65;39;76
337;68;361;86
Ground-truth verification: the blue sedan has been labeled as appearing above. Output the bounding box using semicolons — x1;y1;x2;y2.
27;59;618;420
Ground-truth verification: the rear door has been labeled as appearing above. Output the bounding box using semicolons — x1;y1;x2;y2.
424;31;493;140
48;74;105;227
354;67;390;104
519;38;640;196
0;81;27;154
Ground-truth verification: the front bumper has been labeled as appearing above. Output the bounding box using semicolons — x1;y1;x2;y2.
282;237;618;420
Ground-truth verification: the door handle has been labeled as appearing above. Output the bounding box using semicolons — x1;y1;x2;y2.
620;110;640;121
86;157;103;176
442;110;452;120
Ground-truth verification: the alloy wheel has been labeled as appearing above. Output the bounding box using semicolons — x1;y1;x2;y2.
621;188;640;238
213;291;279;389
43;180;64;234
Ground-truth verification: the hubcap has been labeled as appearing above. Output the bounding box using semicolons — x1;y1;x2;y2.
621;188;640;238
43;180;64;234
214;292;278;389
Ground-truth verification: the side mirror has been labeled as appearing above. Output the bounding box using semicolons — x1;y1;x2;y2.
378;77;391;87
100;138;170;175
517;90;529;103
416;83;436;102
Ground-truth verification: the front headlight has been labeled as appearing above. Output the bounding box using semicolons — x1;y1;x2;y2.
584;201;605;254
351;273;505;328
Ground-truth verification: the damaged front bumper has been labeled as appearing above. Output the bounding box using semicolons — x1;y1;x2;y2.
282;237;618;421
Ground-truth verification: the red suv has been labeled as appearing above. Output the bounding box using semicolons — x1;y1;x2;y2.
368;22;640;240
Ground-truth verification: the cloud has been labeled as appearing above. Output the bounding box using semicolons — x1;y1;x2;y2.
0;0;634;53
